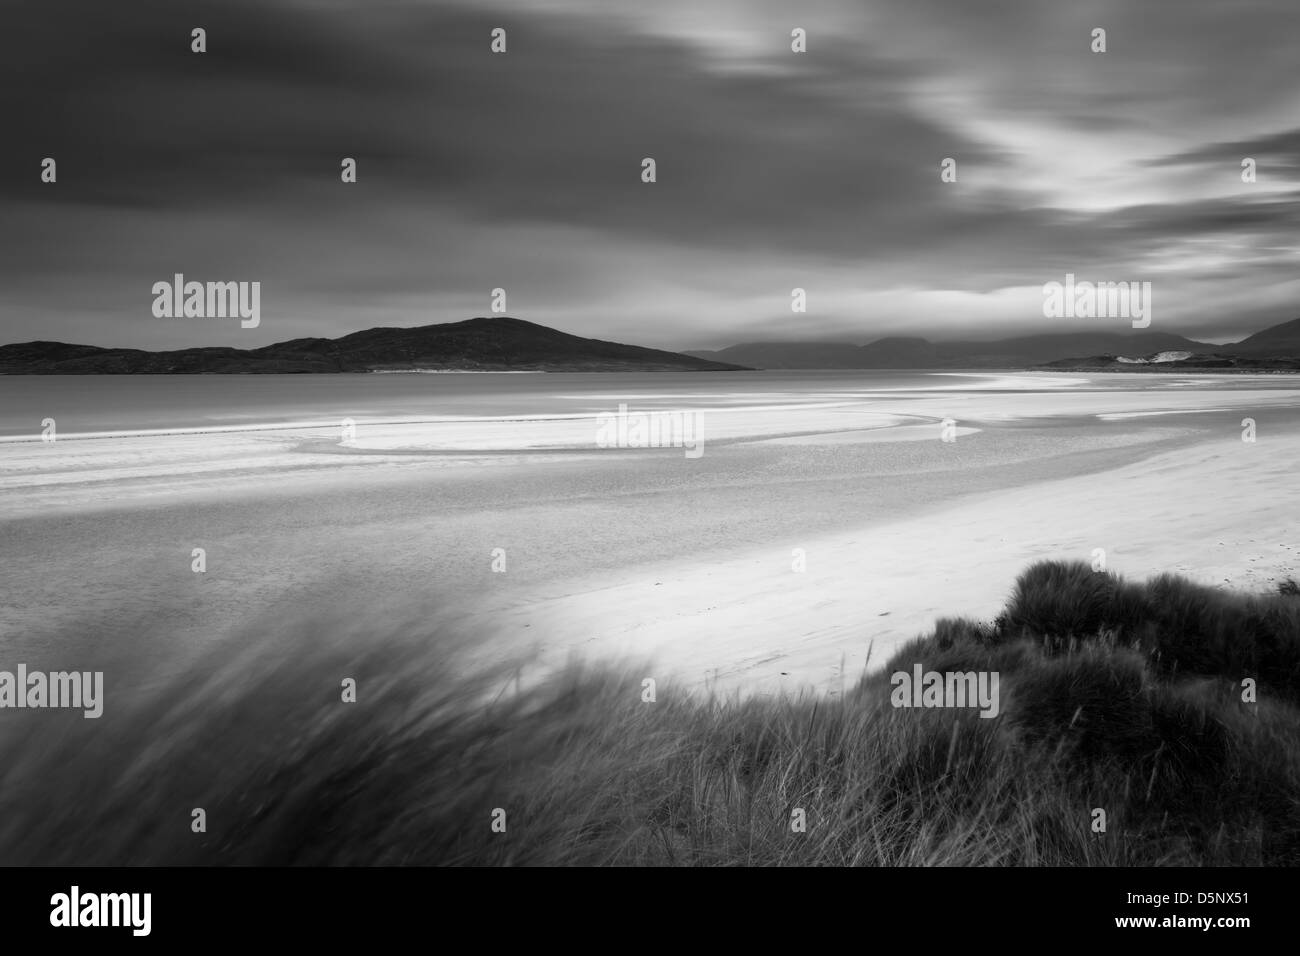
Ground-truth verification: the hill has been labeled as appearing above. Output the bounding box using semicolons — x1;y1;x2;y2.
1222;317;1300;357
687;318;1300;370
1040;317;1300;371
687;330;1214;369
0;317;750;374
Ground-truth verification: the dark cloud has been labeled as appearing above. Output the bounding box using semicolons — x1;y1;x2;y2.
1149;128;1300;170
1;0;1297;350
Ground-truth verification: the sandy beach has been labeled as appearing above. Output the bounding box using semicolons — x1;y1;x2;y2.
2;371;1298;697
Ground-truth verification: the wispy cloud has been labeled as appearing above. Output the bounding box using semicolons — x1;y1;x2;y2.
2;0;1297;349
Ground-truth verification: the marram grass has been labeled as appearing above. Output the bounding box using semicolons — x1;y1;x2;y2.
0;560;1295;866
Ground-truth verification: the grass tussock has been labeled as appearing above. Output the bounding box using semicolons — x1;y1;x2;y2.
0;560;1296;866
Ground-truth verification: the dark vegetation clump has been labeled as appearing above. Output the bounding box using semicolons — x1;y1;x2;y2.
0;561;1294;866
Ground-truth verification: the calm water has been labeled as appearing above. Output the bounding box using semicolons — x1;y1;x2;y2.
0;371;945;437
0;370;1282;438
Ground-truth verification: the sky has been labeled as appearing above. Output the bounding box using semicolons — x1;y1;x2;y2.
2;0;1299;351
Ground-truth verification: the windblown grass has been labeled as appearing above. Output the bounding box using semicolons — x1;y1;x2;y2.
0;560;1295;865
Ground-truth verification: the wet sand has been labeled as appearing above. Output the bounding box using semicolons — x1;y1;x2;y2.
1;371;1297;697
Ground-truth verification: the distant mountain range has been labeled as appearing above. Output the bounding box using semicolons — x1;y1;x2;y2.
0;317;748;374
5;315;1300;375
685;317;1300;371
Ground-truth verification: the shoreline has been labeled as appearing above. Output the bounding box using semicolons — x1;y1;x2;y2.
457;427;1300;697
2;373;1298;703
